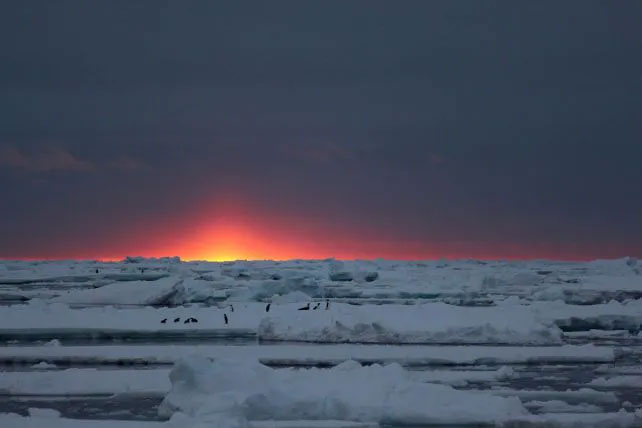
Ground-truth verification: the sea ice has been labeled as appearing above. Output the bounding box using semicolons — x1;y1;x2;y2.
0;344;613;367
27;408;61;418
51;276;182;306
159;357;528;425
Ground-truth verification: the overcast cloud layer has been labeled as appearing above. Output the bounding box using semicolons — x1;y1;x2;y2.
1;1;641;259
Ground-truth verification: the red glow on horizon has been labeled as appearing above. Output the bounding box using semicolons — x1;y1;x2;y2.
1;199;637;262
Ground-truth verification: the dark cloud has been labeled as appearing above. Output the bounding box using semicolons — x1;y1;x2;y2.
1;1;641;259
0;145;94;172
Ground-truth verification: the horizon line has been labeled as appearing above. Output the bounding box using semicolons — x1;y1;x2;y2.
0;254;637;263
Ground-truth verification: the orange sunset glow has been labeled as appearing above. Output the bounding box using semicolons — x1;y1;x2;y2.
13;200;627;262
3;195;635;262
53;195;627;262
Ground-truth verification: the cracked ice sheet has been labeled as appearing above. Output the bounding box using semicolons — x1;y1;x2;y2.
0;344;614;367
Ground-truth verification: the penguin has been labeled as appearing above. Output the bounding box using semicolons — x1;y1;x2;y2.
95;269;99;274
174;317;180;323
161;318;167;324
325;299;330;310
227;304;234;312
184;318;191;324
298;303;310;311
313;303;320;310
224;313;229;325
190;317;198;323
265;303;271;312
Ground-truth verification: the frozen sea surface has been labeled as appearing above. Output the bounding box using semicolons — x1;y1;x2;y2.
1;257;642;427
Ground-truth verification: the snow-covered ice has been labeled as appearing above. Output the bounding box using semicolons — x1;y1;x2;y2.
2;257;642;427
411;366;516;386
0;368;170;395
488;388;620;406
29;362;57;370
522;400;603;414
51;277;182;306
27;408;61;418
589;376;642;388
158;357;528;425
499;410;642;427
0;300;567;345
259;301;562;344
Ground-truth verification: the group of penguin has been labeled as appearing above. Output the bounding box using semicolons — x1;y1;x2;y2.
159;299;330;326
160;316;198;324
94;267;146;274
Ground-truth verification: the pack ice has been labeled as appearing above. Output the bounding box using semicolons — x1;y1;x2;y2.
2;256;642;427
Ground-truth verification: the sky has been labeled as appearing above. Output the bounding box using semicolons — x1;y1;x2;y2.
1;1;641;261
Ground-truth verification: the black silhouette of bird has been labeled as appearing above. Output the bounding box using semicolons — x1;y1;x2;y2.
224;313;229;325
184;318;191;324
265;303;271;312
190;317;198;323
95;269;99;274
161;318;167;324
313;303;320;310
298;303;310;311
229;304;234;312
174;317;180;323
325;299;330;310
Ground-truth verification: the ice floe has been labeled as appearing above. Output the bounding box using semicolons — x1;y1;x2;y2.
27;408;61;418
500;410;642;427
411;366;516;386
589;376;642;388
522;400;603;414
159;357;528;425
50;277;182;306
259;302;563;344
